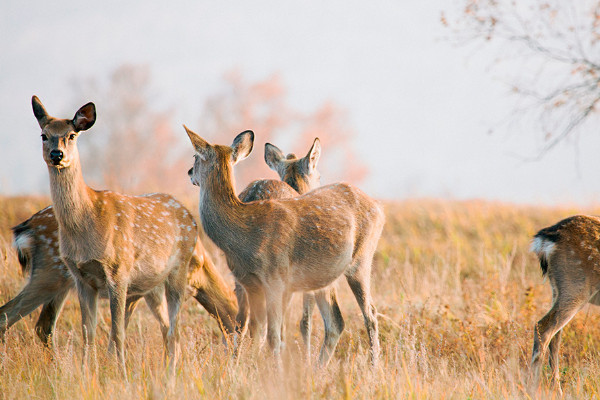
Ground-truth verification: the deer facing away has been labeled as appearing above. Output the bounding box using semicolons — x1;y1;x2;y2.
31;96;196;372
0;205;237;347
530;215;600;394
235;138;344;363
184;126;385;366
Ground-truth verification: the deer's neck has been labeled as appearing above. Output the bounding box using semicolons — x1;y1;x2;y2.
199;162;250;255
48;159;96;234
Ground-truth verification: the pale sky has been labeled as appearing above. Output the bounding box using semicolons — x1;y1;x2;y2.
2;0;600;205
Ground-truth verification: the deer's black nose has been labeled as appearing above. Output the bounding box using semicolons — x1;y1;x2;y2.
188;167;193;176
50;150;63;165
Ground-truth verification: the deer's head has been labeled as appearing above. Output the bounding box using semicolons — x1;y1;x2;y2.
184;125;254;187
32;96;96;169
265;138;321;194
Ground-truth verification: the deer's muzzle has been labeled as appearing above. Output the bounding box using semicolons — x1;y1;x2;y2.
49;150;63;165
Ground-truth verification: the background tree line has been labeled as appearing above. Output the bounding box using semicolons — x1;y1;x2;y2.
71;65;367;197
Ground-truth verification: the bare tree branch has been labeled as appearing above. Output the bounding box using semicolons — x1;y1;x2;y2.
445;0;600;157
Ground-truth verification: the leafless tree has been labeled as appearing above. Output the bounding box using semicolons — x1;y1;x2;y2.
72;67;368;195
197;71;368;191
72;65;190;195
444;0;600;157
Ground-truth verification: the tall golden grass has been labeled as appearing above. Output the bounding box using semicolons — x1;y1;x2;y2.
1;196;599;399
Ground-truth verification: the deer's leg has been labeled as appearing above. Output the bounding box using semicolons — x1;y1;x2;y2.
164;268;186;370
299;292;316;358
107;281;127;374
123;295;143;332
315;287;344;367
64;259;99;370
0;284;54;342
280;290;292;351
345;261;379;365
230;281;249;354
548;329;563;389
0;268;72;343
246;288;267;347
75;281;99;371
35;287;70;347
264;281;284;366
234;281;250;336
530;291;585;394
143;287;169;344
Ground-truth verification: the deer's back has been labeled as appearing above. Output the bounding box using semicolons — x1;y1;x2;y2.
230;183;383;291
239;179;298;202
535;215;600;279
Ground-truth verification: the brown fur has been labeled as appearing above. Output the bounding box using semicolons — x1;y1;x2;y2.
0;206;237;347
234;181;296;342
235;139;344;364
31;96;195;372
184;127;385;366
529;215;600;394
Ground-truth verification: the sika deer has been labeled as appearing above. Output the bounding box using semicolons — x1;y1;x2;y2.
235;139;344;363
184;126;384;366
31;96;195;372
530;215;600;394
0;206;237;347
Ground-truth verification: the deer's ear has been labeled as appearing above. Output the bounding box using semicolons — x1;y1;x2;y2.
303;137;321;172
72;102;96;132
183;125;210;157
231;130;254;164
264;143;284;171
32;96;50;129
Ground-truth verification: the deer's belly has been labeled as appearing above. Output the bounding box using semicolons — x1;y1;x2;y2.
289;249;352;291
126;252;180;294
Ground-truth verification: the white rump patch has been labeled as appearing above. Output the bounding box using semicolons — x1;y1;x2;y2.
13;232;33;251
530;237;555;257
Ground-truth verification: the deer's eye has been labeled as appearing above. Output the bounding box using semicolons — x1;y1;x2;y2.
41;134;48;141
69;133;77;140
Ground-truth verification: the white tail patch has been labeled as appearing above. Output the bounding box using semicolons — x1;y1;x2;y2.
12;231;33;252
530;237;555;258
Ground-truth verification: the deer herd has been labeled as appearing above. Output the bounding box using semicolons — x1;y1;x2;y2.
0;96;596;392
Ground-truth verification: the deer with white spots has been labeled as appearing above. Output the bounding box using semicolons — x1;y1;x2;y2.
530;215;600;394
31;96;196;372
0;206;237;348
235;138;345;365
184;126;385;366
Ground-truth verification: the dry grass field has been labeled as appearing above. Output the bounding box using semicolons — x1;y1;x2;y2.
1;195;600;399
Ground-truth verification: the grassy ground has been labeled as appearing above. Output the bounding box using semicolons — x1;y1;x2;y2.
1;195;599;399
